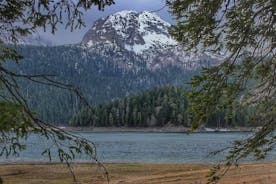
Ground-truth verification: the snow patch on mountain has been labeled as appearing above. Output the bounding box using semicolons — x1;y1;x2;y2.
81;10;221;71
82;10;177;52
125;32;177;54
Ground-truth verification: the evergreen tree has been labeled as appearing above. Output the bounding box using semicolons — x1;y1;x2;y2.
70;86;251;128
0;1;114;182
167;0;275;182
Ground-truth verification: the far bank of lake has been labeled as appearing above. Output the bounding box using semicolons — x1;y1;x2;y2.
61;126;257;133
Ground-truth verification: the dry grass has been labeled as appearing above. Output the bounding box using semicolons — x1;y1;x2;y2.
0;162;275;184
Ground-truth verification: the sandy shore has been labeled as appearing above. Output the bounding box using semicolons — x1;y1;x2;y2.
0;162;275;184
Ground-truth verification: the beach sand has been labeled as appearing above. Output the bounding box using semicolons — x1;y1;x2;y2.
0;162;275;184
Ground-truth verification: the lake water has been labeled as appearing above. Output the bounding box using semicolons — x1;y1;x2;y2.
1;132;275;163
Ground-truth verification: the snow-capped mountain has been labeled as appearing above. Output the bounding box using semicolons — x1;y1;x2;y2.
8;11;223;123
82;10;176;53
81;10;221;70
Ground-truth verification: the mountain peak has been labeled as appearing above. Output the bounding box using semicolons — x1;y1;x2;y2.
81;10;177;54
81;10;220;71
113;10;137;16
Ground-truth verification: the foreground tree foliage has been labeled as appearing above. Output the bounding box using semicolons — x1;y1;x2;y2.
167;0;275;183
0;0;114;183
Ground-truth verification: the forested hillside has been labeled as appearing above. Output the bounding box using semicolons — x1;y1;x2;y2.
70;86;252;128
4;11;221;125
6;45;197;124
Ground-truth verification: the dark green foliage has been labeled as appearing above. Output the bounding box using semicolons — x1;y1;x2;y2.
168;0;275;182
0;102;30;132
168;0;275;127
1;1;115;182
70;86;251;128
71;86;189;127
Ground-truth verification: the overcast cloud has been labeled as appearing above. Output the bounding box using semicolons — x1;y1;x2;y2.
38;0;173;45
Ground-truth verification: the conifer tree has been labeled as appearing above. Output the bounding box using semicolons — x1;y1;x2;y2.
0;0;114;182
167;0;275;182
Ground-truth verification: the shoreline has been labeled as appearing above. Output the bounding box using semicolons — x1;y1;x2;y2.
1;155;274;167
0;160;272;165
60;126;257;133
1;162;275;184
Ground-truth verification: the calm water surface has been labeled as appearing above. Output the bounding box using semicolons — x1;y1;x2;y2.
1;132;275;163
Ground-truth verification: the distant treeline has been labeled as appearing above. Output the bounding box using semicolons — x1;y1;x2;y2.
70;86;253;127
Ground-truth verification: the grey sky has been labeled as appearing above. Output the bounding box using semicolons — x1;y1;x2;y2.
39;0;173;45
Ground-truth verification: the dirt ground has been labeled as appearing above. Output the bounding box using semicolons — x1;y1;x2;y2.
0;162;275;184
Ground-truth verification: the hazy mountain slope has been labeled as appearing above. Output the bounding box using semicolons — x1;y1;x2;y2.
11;45;196;124
1;33;53;46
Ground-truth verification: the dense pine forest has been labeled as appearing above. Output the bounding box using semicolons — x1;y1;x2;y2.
70;86;252;128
